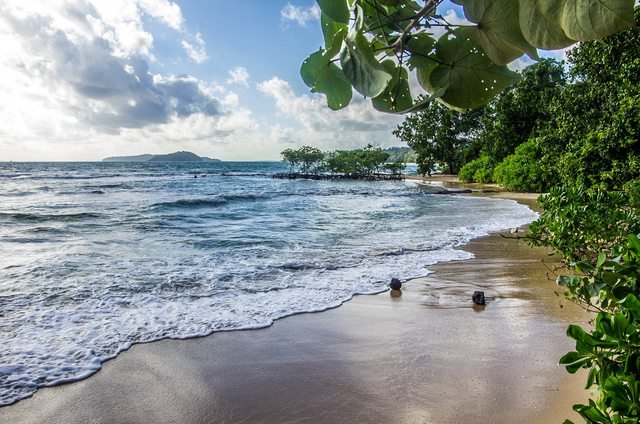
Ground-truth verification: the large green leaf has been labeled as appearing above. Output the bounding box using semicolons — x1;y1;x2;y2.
300;49;327;88
519;0;575;49
301;24;346;88
321;13;347;50
519;0;635;49
301;42;352;110
418;31;519;110
561;0;635;41
340;31;392;98
405;33;436;69
458;0;538;64
317;0;350;24
312;64;353;110
372;61;413;113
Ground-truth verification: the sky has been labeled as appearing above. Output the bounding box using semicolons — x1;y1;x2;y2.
0;0;555;161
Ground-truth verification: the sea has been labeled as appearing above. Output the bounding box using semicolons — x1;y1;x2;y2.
0;161;538;406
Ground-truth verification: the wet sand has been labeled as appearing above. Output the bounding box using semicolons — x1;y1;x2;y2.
0;189;592;424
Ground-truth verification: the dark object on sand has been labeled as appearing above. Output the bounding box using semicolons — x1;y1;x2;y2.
389;278;402;290
472;291;486;305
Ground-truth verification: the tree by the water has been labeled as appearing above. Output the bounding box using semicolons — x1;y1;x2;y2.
392;98;484;175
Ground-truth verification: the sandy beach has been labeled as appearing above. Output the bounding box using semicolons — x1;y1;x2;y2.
0;186;592;424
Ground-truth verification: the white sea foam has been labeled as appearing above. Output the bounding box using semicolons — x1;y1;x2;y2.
0;162;538;406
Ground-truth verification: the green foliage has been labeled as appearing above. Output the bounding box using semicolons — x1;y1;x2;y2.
458;155;495;183
282;145;392;176
479;58;567;164
325;146;391;175
493;139;557;192
302;0;635;111
280;146;325;173
393;98;484;174
518;0;634;49
556;235;640;423
528;185;640;264
534;9;640;190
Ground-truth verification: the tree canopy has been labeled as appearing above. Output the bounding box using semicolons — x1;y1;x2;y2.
301;0;635;113
281;145;402;176
393;97;484;174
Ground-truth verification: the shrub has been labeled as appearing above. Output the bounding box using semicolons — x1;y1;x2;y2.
493;139;556;192
458;156;495;183
528;185;640;264
557;234;640;423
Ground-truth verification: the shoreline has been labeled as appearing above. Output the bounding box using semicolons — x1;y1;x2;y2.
0;180;591;423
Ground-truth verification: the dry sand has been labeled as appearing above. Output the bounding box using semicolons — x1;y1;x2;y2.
0;184;593;424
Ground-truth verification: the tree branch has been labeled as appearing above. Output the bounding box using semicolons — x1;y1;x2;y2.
391;0;441;53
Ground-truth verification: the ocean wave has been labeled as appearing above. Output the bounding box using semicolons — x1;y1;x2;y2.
0;173;29;179
0;191;35;197
0;211;102;223
150;194;269;209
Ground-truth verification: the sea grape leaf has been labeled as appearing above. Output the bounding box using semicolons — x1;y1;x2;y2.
300;49;327;88
321;13;347;50
519;0;635;50
301;25;345;88
561;0;635;42
372;61;413;113
405;33;436;69
519;0;575;49
312;63;353;110
340;31;392;98
418;30;519;110
458;0;539;64
317;0;350;24
301;34;353;110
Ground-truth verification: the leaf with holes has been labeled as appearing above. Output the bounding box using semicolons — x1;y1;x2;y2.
418;30;519;110
372;61;413;113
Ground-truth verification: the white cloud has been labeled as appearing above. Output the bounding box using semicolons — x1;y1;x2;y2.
138;0;183;30
256;77;403;151
281;3;320;27
181;32;208;64
0;0;223;133
509;57;534;72
431;8;469;39
227;67;250;87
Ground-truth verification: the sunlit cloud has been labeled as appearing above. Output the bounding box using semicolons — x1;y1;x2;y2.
280;3;320;27
227;67;250;87
181;32;208;64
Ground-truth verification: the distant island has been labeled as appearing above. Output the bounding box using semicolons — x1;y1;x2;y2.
102;151;221;162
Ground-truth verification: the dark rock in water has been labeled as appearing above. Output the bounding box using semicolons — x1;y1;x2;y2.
472;291;486;305
389;278;402;290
